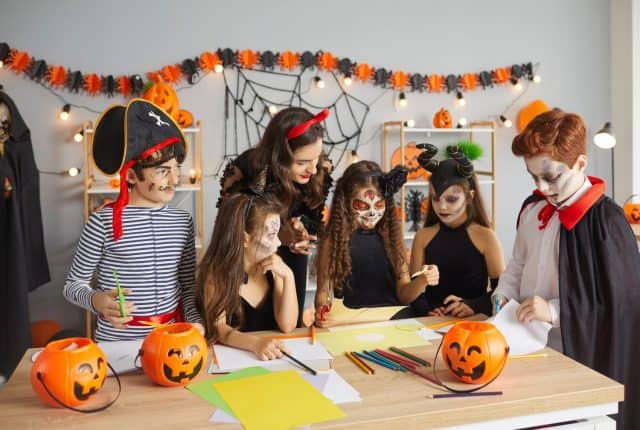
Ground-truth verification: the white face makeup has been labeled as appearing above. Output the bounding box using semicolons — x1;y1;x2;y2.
352;187;385;230
431;185;468;228
289;138;323;184
0;103;10;143
524;154;586;206
252;213;282;262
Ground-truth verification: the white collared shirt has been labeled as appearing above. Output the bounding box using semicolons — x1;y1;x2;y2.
494;177;592;351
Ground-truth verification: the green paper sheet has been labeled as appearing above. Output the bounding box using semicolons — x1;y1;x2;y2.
186;366;270;416
214;370;346;430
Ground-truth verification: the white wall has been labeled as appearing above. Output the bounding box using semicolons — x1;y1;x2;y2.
0;0;611;332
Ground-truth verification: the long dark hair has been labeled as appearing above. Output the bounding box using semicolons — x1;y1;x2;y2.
248;107;328;211
318;161;406;296
196;192;282;343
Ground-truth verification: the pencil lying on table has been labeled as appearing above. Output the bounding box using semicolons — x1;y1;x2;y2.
345;351;374;374
389;346;431;367
430;391;503;399
282;351;317;375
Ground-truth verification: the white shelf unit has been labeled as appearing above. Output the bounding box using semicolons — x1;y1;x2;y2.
382;121;497;242
81;120;205;337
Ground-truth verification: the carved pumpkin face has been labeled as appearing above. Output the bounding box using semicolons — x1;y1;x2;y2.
442;321;509;385
176;109;194;128
140;322;208;386
143;79;178;117
433;108;453;129
624;203;640;224
31;337;107;407
391;143;432;181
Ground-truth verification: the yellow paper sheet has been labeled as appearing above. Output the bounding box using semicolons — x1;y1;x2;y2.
316;320;430;355
326;299;407;324
213;370;346;430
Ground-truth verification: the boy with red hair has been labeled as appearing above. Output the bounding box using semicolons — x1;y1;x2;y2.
494;109;640;428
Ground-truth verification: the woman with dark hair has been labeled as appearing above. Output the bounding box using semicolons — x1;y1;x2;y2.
407;145;505;318
314;161;428;327
219;107;333;325
197;190;298;360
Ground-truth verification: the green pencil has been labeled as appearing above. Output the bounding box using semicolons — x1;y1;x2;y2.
389;346;430;367
112;270;127;317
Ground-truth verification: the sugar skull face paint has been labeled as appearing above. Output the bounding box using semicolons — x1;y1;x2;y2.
352;187;385;230
252;214;282;262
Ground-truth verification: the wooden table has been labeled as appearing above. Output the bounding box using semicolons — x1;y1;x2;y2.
0;317;623;429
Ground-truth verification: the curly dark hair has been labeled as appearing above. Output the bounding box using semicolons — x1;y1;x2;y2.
317;161;406;297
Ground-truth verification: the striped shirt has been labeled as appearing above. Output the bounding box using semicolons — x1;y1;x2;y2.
64;205;203;341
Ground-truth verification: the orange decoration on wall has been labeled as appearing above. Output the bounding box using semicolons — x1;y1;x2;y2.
116;75;131;97
237;49;259;69
391;143;431;181
47;66;67;88
7;50;31;74
390;71;409;90
317;52;337;71
83;74;102;96
160;65;182;84
433;108;454;129
517;99;550;132
199;51;221;71
460;73;478;91
493;67;510;84
427;74;444;92
278;51;299;71
143;78;193;128
354;63;374;82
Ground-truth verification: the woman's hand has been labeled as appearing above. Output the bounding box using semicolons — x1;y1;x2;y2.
258;254;294;280
442;295;474;318
416;264;439;286
286;217;317;255
252;337;286;361
516;296;552;323
91;289;136;329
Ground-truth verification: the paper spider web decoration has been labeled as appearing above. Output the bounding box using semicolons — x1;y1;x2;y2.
217;65;370;174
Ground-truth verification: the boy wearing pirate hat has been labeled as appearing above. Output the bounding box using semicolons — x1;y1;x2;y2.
64;99;204;340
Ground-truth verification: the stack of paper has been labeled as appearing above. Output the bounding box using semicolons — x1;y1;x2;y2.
487;299;552;355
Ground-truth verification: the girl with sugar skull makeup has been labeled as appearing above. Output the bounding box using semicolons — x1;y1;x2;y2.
197;178;298;361
407;145;505;319
314;161;428;327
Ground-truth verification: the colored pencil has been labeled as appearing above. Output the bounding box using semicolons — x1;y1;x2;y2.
112;270;127;317
367;351;407;372
211;344;220;369
354;351;397;371
139;320;165;328
310;325;316;345
389;346;431;367
282;350;317;375
509;353;548;360
273;332;311;340
374;349;418;369
349;351;375;374
430;391;503;399
405;364;441;386
345;352;373;375
425;320;462;330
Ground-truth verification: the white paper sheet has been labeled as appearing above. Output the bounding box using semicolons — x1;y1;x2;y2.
487;299;552;355
209;338;333;373
96;339;143;376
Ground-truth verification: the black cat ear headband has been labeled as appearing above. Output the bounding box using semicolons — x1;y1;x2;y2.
417;143;474;198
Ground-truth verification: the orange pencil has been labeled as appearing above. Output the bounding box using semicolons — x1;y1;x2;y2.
349;351;375;374
345;352;373;374
211;344;220;369
273;332;311;340
310;325;316;345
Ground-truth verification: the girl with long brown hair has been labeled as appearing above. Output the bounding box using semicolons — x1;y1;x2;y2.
314;161;431;327
408;145;504;318
197;190;298;360
219;107;333;325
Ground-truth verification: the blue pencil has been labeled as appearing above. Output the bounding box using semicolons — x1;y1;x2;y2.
354;351;398;371
368;351;407;372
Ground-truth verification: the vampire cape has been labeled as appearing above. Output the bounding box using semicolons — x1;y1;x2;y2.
520;177;640;429
0;90;50;378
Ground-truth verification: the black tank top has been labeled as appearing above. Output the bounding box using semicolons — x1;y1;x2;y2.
339;229;400;308
411;223;488;314
234;272;278;332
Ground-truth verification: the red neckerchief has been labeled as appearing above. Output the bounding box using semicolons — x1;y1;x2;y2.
108;137;180;241
534;176;605;231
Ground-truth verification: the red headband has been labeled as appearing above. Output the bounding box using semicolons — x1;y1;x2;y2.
286;109;330;140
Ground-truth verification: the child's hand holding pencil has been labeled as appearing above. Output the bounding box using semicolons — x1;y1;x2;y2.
90;288;135;328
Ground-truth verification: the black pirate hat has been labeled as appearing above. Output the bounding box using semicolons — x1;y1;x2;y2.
92;98;187;240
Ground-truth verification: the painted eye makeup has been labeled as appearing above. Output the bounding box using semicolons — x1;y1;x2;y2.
374;200;385;209
352;200;370;210
445;196;460;204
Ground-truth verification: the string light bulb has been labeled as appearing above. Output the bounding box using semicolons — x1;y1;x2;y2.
457;117;468;128
456;91;466;107
214;63;224;73
67;167;80;177
188;168;198;184
0;60;4;69
343;73;353;86
499;115;513;128
532;74;542;84
59;104;71;121
398;92;408;108
350;150;360;164
404;119;416;128
314;76;325;89
268;105;278;115
73;129;84;142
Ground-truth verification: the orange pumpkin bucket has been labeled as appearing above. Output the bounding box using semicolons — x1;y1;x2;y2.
440;321;509;385
31;337;109;408
623;195;640;224
139;322;208;386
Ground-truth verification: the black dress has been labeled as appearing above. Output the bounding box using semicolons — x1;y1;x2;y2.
410;223;491;316
219;149;331;326
230;272;278;332
337;229;414;319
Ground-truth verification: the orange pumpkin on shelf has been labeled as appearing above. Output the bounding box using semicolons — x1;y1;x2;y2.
442;321;509;385
31;337;107;407
143;78;194;128
623;195;640;224
391;143;431;181
140;322;207;387
433;108;453;129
